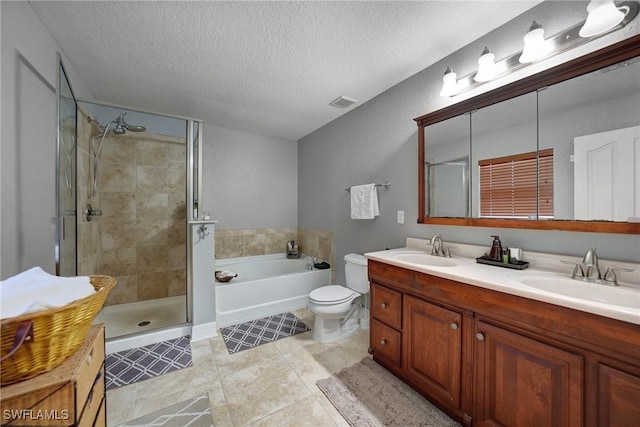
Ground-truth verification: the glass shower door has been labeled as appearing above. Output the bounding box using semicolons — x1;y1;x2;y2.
56;57;77;276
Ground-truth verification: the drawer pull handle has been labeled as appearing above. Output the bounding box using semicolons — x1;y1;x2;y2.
380;339;387;345
476;332;485;341
380;303;387;309
450;322;458;330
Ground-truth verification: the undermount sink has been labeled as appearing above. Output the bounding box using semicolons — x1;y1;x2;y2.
518;276;640;309
391;252;459;267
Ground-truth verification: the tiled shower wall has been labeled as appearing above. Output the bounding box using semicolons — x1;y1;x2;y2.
77;107;187;306
216;227;336;281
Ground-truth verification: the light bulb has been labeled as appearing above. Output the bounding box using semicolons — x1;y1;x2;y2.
579;0;629;38
439;67;460;97
474;47;503;83
519;21;553;63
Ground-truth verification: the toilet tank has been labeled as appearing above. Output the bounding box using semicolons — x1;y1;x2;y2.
344;253;369;294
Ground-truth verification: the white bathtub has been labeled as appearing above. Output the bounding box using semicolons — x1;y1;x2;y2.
215;253;331;327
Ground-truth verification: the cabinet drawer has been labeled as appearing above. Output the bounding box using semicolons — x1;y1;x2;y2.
75;326;105;417
77;366;104;427
371;283;402;329
371;319;401;368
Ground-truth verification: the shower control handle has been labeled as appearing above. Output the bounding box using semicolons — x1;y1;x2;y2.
85;204;103;222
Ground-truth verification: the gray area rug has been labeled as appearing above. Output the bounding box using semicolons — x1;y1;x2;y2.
220;311;310;354
106;336;192;390
118;394;212;427
317;357;461;427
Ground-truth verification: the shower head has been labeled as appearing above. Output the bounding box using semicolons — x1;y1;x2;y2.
113;112;147;133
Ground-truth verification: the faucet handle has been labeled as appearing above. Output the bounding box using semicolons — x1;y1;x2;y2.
561;260;584;278
603;267;635;286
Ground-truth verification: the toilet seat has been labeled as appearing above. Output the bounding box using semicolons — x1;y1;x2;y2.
309;285;357;305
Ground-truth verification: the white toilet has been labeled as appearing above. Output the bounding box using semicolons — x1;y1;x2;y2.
308;253;369;343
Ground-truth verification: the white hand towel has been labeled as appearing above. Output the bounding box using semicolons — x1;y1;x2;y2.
0;267;95;319
350;183;380;219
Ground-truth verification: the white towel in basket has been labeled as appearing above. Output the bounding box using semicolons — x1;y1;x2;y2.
0;267;95;319
350;183;380;219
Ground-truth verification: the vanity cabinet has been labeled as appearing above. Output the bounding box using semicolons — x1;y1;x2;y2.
368;259;640;427
404;295;463;411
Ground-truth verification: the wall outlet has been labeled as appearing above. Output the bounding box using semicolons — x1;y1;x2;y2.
397;210;405;224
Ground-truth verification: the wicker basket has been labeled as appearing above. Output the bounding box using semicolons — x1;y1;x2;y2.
1;275;115;385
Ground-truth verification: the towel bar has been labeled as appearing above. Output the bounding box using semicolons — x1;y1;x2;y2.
345;182;391;192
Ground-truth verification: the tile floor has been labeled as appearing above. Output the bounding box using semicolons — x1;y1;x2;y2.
106;308;370;426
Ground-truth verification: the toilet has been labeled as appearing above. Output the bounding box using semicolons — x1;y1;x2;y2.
308;253;369;343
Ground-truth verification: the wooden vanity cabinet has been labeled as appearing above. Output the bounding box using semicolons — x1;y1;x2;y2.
368;259;640;427
403;295;463;412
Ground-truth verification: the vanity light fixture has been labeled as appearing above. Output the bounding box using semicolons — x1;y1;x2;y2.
519;21;553;63
439;67;460;97
438;0;638;98
579;0;630;37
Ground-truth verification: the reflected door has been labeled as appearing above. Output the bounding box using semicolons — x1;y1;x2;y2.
574;126;640;221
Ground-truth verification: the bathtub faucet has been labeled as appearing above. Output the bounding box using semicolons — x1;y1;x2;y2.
303;254;316;270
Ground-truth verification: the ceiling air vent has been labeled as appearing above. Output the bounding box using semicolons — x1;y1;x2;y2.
329;96;358;109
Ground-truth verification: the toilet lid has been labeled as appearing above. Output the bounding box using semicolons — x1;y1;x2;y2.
309;285;356;304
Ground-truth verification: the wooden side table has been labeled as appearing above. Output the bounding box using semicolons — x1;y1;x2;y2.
1;324;106;426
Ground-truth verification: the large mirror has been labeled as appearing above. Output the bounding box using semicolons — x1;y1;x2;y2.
416;34;640;234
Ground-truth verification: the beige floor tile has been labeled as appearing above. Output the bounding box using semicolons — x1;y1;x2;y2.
313;391;351;427
220;357;311;426
106;383;137;426
248;394;337;427
132;364;221;418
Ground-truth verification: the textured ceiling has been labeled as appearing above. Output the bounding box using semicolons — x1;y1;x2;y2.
30;1;541;140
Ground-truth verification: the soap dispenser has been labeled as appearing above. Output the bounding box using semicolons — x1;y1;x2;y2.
488;235;503;260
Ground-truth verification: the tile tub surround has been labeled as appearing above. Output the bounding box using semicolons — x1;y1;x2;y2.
106;308;369;426
216;227;336;281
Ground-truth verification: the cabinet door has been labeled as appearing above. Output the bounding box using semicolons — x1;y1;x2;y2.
403;295;462;410
474;320;583;427
597;364;640;427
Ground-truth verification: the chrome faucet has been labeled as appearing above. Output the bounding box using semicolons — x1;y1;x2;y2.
428;234;452;257
565;247;634;286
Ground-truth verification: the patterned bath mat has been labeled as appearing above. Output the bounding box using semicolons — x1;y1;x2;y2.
117;394;212;426
317;357;461;427
220;312;310;354
106;336;192;390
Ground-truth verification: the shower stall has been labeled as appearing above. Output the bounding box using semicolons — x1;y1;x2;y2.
73;101;202;344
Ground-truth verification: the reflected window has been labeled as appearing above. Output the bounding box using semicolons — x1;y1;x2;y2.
479;149;554;218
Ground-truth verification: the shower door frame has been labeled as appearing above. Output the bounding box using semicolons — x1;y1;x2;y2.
74;98;203;328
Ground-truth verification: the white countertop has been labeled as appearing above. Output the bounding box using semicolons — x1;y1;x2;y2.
365;238;640;326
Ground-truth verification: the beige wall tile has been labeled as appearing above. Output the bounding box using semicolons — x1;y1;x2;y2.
167;143;186;168
137;193;169;221
167;167;186;194
138;272;169;300
101;164;137;192
136;220;169;247
136;140;168;166
100;248;137;276
137;246;169;273
102;192;136;222
102;221;137;250
168;244;186;271
137;166;167;193
167;270;187;296
105;275;138;306
102;137;136;165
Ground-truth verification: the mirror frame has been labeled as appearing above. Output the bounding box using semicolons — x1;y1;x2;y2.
415;34;640;234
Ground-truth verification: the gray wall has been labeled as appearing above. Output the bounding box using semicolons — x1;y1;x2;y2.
201;124;298;230
298;1;640;284
1;1;93;279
